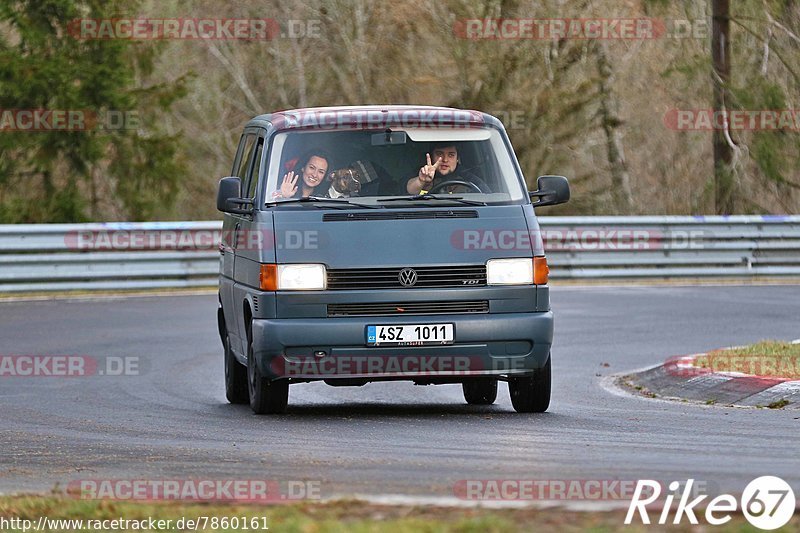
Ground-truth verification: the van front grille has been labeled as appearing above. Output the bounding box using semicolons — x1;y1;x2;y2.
327;300;489;317
327;265;486;290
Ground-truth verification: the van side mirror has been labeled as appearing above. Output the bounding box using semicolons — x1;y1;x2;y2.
216;177;254;214
529;175;570;207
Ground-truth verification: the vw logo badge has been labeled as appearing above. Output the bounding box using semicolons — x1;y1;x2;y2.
398;268;418;287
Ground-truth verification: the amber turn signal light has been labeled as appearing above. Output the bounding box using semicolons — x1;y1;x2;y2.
533;256;549;285
259;264;278;291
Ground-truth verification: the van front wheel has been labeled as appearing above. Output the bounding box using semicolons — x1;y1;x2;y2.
246;326;289;414
462;378;498;405
508;355;551;413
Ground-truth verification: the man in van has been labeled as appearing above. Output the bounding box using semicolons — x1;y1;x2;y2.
405;143;490;195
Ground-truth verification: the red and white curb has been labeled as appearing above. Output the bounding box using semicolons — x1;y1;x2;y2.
615;339;800;408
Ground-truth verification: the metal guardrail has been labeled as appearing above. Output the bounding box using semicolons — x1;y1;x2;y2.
541;215;800;279
1;216;799;292
0;222;220;292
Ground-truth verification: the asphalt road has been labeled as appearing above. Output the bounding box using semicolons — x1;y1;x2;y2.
2;286;799;501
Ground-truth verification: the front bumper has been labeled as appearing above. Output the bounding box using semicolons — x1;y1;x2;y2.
251;311;553;381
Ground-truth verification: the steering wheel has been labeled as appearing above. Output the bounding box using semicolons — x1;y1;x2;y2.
428;180;483;194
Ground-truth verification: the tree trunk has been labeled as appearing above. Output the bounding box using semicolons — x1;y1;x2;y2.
712;0;734;214
595;43;633;213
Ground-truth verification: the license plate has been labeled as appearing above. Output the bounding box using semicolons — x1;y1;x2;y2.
367;324;454;346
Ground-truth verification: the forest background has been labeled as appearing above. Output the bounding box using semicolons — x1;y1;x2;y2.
1;0;798;222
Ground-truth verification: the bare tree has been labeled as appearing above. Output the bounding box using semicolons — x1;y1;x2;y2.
594;42;633;213
712;0;735;214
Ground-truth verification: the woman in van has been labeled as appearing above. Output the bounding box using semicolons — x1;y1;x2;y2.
272;150;332;199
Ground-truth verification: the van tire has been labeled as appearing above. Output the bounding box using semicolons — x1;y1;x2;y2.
508;355;551;413
462;378;498;405
224;334;249;404
246;325;289;414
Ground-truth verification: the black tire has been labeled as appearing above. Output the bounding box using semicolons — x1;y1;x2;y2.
246;324;289;414
462;378;498;405
224;334;249;404
508;355;551;413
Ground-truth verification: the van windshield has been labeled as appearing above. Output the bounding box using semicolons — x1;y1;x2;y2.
263;128;528;206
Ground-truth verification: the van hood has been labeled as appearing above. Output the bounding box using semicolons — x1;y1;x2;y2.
272;205;540;267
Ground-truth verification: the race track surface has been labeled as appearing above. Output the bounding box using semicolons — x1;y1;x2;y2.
2;286;799;500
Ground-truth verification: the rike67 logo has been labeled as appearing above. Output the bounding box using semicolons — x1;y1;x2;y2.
626;477;796;530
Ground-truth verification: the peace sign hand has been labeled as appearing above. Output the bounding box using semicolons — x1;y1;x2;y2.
417;153;441;186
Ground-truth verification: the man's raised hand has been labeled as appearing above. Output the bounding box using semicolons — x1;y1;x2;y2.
418;153;442;185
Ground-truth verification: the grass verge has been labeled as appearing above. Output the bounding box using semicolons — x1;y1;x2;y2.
694;340;800;380
0;494;775;532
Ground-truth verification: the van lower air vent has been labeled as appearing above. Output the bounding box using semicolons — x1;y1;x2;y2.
328;300;489;317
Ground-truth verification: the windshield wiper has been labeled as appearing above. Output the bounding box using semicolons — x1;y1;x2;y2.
378;194;487;206
267;196;381;209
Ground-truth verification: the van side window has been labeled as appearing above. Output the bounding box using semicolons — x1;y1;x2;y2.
245;138;264;199
230;135;245;176
235;134;257;179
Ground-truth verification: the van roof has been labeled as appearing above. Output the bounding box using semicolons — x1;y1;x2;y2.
245;105;504;132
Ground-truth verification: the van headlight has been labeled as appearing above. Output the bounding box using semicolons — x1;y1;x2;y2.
277;264;326;290
486;258;534;285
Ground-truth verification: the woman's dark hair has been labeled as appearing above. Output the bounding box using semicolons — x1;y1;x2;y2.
294;149;333;174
